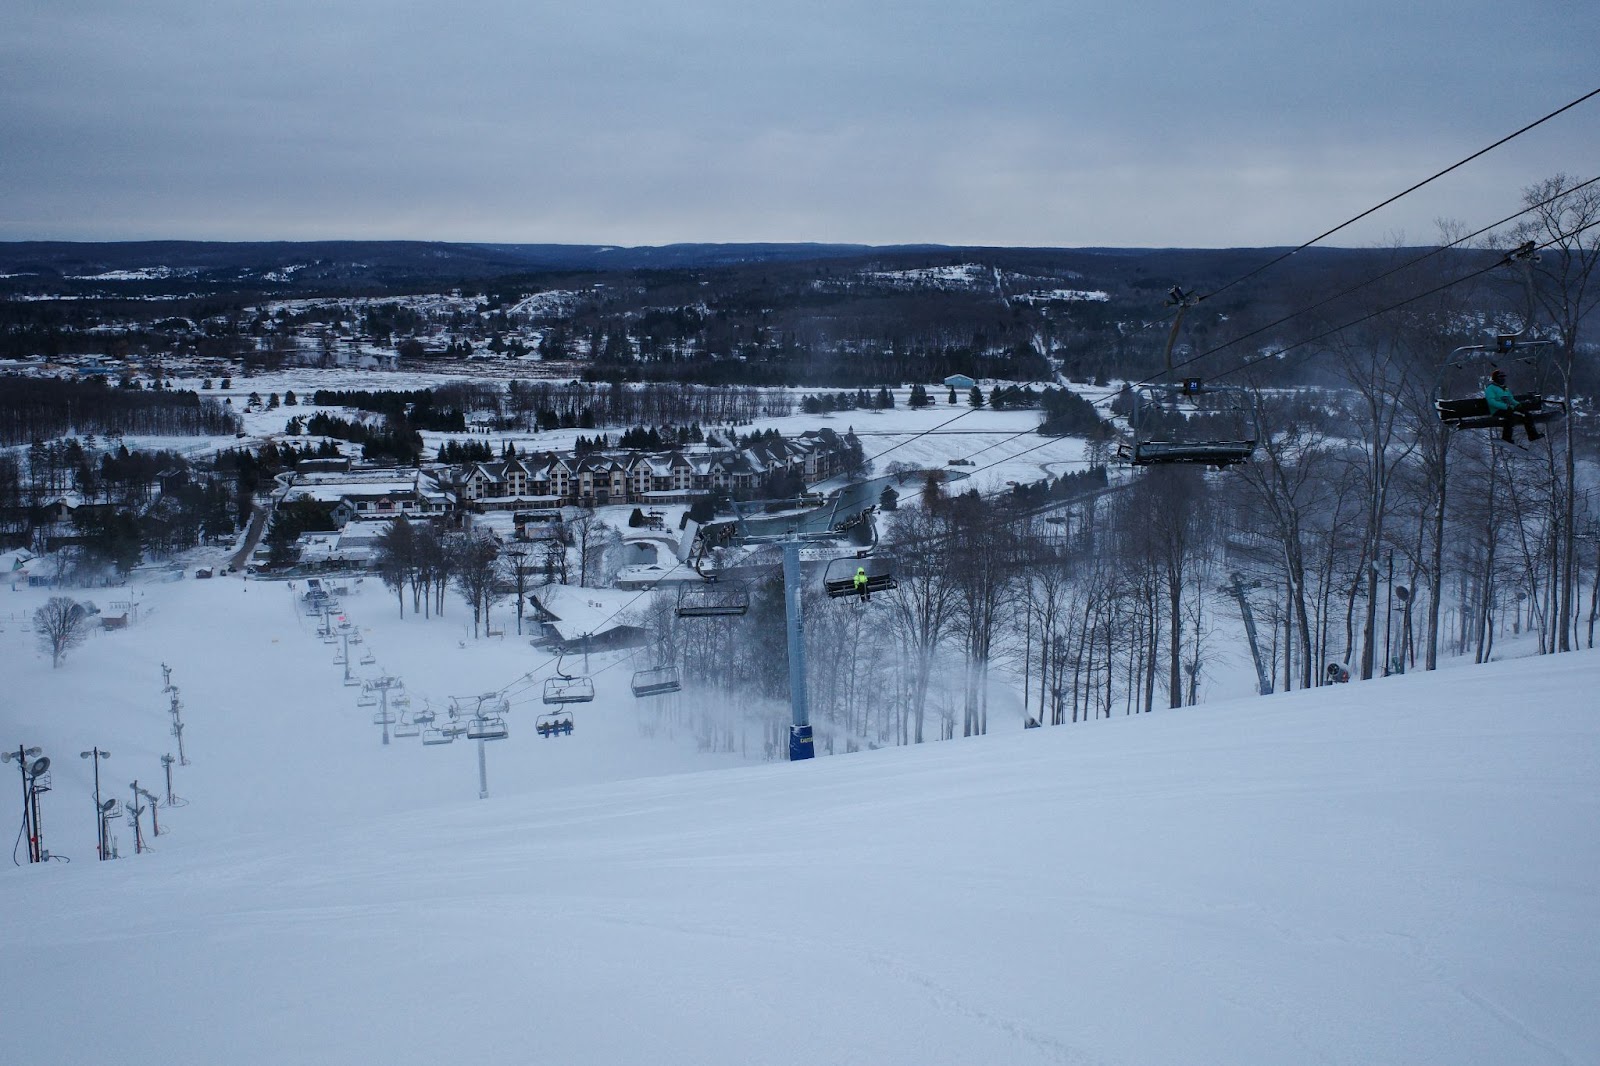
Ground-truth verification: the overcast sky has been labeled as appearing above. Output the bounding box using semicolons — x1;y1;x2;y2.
1;1;1595;248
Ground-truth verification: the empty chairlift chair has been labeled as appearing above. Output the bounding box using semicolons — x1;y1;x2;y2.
676;581;750;618
1125;380;1259;467
466;714;508;741
392;710;420;739
630;665;682;698
543;671;595;705
822;555;898;600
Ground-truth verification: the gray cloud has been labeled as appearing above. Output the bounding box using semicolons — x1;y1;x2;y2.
2;0;1595;246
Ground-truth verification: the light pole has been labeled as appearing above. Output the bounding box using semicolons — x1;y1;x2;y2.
3;746;43;863
80;747;112;860
160;753;176;807
27;756;51;862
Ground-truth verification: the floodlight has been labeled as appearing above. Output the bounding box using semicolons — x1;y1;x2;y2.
100;799;117;813
28;756;50;776
2;747;42;763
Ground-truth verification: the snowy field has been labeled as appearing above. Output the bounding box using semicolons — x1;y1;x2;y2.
3;575;1597;1065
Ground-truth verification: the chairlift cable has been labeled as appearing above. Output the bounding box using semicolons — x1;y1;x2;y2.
1203;217;1600;386
1199;86;1600;306
1148;172;1600;388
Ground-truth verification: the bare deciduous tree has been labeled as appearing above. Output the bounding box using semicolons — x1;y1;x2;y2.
35;596;90;667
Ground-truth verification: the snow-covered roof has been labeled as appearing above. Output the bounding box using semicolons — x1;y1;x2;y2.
1;548;36;572
530;585;645;641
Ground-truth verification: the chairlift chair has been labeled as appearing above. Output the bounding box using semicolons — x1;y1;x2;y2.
393;721;420;738
543;673;595;704
359;648;376;665
421;727;452;746
440;721;468;739
676;580;750;618
543;654;596;704
536;710;575;737
1124;380;1259;467
822;554;899;600
1434;340;1568;431
467;715;508;741
357;692;377;708
630;665;682;698
371;710;395;726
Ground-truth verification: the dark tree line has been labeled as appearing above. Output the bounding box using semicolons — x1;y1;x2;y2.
299;412;424;464
0;376;238;445
310;389;468;432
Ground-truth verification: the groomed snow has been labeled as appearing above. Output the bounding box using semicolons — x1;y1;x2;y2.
3;576;1597;1065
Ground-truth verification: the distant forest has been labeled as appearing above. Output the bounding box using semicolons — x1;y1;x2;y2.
0;376;239;446
1;241;1548;393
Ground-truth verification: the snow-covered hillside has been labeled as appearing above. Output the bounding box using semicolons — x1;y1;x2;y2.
2;576;1597;1065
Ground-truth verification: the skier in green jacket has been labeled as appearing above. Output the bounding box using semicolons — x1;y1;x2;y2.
1484;368;1542;444
853;566;870;602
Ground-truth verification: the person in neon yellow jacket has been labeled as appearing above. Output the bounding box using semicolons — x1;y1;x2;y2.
1484;368;1542;444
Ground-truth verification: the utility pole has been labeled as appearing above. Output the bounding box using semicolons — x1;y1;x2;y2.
80;747;112;860
160;753;176;807
1220;573;1273;696
507;547;530;636
1383;550;1395;676
161;662;174;692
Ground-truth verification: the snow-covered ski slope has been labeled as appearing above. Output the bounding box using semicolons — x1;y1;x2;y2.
3;577;1597;1066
